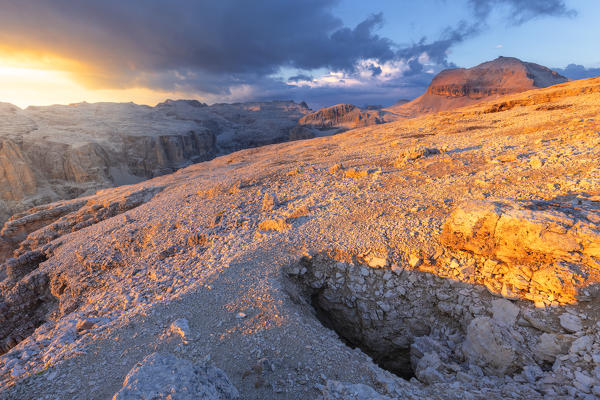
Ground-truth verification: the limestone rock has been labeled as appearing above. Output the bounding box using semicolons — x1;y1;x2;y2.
386;56;568;116
559;313;583;333
535;333;574;362
113;353;239;400
0;100;311;226
168;318;191;340
397;147;440;164
462;317;528;375
299;104;394;130
440;198;600;301
441;199;600;266
570;335;593;354
414;352;446;384
288;126;315;141
318;380;393;400
491;299;520;326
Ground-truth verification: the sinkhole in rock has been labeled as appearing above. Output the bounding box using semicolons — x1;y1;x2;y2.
309;290;416;379
285;251;575;387
284;252;473;381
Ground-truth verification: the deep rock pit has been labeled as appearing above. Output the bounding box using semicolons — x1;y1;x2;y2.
285;251;599;393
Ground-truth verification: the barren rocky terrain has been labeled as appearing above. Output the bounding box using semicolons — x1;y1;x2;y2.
0;100;311;225
0;76;599;399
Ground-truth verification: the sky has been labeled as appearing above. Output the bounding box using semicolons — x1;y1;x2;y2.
0;0;598;109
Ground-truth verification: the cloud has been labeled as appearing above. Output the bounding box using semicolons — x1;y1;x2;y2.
469;0;576;25
554;64;600;81
288;74;314;83
0;0;581;107
0;1;398;91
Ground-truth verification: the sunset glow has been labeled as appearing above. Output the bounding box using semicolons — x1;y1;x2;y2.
0;57;180;108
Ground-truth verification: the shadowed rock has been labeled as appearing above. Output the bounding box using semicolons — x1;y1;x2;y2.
113;353;239;400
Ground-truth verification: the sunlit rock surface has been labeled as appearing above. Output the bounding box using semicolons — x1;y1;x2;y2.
1;78;600;399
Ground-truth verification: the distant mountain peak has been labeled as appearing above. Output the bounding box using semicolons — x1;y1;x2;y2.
387;57;568;116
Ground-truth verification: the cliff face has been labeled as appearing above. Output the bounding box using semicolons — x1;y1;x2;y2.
299;103;394;130
0;100;310;224
387;57;569;116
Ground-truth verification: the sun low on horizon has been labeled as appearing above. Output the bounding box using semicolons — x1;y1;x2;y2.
0;56;182;108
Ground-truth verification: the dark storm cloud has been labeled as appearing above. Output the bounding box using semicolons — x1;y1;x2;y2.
288;75;314;83
0;0;397;91
554;64;600;81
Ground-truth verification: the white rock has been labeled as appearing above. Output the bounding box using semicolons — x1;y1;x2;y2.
559;313;583;333
570;335;593;354
575;371;595;388
168;318;191;340
462;317;525;375
366;256;387;268
535;333;573;362
491;298;520;326
408;254;422;268
415;352;445;384
318;380;393;400
113;352;239;400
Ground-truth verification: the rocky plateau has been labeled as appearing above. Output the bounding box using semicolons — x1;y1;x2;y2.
0;75;599;399
0;100;312;225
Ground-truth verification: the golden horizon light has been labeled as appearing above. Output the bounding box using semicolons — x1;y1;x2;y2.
0;55;189;108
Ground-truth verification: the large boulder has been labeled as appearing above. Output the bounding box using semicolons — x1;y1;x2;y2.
113;353;239;400
461;317;530;376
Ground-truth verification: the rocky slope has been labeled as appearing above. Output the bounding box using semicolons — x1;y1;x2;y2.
387;57;569;117
1;78;600;399
0;100;311;224
299;103;397;131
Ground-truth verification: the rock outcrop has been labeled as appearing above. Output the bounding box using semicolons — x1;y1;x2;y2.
299;104;395;130
440;198;600;304
113;353;239;400
387;57;569;116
